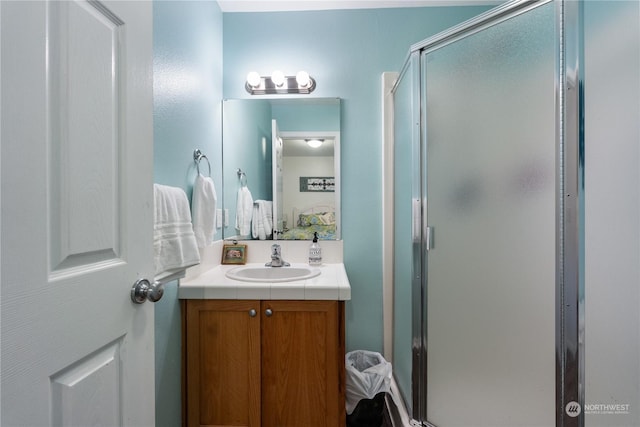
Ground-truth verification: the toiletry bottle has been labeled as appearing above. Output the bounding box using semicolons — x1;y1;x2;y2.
309;232;322;266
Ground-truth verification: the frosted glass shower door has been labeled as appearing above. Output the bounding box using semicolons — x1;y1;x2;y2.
423;3;556;426
393;52;421;416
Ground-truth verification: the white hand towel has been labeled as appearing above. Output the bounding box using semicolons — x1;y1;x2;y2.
252;200;273;240
154;184;200;276
192;173;217;248
235;186;253;237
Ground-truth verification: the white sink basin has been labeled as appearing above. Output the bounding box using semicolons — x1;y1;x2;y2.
226;265;321;283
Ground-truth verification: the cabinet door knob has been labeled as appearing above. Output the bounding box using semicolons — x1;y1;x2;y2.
265;308;273;317
249;309;257;317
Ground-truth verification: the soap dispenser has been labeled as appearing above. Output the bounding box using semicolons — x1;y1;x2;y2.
308;232;322;266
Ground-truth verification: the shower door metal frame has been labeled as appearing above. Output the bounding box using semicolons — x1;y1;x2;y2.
556;1;585;426
392;0;584;425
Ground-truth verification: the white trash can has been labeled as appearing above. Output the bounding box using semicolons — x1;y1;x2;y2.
345;350;392;427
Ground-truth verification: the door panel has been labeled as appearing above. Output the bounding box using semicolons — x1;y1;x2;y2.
185;300;261;427
1;1;154;425
423;3;556;426
584;2;640;425
261;300;342;427
50;341;123;426
49;0;123;272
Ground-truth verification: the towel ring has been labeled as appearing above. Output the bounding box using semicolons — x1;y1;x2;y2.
237;168;248;187
193;149;211;177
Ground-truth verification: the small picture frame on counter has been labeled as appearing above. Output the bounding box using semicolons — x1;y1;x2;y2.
221;244;247;265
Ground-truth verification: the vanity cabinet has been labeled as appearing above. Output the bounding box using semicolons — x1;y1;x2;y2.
183;299;346;427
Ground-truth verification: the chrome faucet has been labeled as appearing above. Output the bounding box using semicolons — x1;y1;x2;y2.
265;244;289;267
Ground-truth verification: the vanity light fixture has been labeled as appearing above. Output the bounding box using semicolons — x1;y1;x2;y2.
245;70;316;95
305;138;324;148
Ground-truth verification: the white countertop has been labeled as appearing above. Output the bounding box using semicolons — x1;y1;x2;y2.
179;262;351;301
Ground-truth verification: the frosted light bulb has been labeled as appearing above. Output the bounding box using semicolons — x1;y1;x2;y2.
271;70;285;87
296;71;310;88
246;71;261;88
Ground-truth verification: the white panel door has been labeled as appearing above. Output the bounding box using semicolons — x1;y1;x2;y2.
1;1;154;425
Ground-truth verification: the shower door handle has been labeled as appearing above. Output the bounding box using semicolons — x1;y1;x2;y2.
412;198;422;243
412;199;433;250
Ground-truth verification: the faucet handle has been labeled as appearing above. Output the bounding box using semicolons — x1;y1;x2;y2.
267;243;287;267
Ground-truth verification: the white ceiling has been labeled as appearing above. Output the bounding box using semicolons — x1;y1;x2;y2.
217;0;503;13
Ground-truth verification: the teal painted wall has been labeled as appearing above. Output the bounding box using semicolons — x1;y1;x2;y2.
272;101;341;131
154;1;223;197
153;1;223;426
223;6;491;352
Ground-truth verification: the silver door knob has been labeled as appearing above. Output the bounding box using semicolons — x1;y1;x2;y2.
265;308;273;317
249;309;257;317
131;279;164;304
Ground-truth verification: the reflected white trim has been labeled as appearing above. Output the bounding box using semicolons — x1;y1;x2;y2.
382;71;399;362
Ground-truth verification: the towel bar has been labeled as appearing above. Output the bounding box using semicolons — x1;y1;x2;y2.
193;149;211;176
237;168;248;186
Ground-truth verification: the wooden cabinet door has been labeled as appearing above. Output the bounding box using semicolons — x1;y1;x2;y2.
185;300;261;427
261;301;345;427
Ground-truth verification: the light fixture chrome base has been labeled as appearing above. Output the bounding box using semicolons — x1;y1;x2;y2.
245;75;316;95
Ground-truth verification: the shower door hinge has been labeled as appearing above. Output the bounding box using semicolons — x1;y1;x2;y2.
425;226;434;251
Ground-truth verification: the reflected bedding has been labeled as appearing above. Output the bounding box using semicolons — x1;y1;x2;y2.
280;211;336;240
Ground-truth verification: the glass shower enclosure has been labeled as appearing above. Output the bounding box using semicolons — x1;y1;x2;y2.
391;0;590;425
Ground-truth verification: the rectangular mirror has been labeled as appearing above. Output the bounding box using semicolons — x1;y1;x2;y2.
222;98;341;241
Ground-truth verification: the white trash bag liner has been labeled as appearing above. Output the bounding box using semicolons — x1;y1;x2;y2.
345;350;392;415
